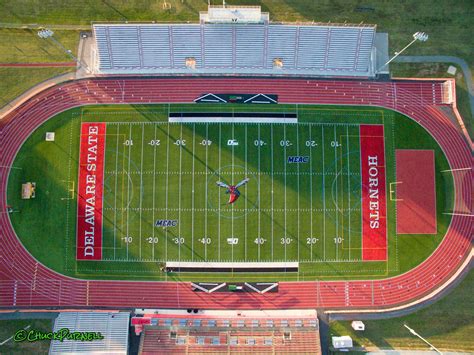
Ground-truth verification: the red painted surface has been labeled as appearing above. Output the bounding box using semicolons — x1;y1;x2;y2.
0;78;471;310
360;125;387;261
76;123;106;260
396;150;437;234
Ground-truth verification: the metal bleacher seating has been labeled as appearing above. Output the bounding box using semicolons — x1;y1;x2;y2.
93;23;376;77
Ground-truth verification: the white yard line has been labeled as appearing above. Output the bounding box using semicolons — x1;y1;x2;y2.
151;124;157;261
334;125;339;261
258;123;261;261
178;124;183;262
322;126;326;261
218;123;221;261
244;124;248;260
232;123;235;262
165;122;170;261
346;125;351;260
284;124;287;262
126;124;132;260
271;124;274;261
296;124;300;262
113;124;120;260
309;124;313;261
139;124;144;259
192;124;195;261
205;123;208;260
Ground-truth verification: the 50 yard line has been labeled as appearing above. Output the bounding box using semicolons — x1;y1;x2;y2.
151;124;157;261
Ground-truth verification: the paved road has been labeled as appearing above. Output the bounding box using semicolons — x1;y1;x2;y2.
395;55;474;118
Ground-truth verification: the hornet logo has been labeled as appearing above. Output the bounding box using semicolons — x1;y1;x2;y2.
216;178;250;204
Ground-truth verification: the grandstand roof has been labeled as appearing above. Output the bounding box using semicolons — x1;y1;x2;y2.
49;312;130;354
92;22;376;77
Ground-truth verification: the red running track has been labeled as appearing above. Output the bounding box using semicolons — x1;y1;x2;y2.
0;77;472;310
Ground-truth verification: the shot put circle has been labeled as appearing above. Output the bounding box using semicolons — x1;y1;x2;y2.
207;164;259;219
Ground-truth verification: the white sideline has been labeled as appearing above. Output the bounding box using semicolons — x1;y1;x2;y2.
168;116;297;124
165;261;299;269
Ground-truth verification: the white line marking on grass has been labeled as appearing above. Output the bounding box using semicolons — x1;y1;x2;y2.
322;126;326;261
309;124;313;261
334;125;339;261
192;123;195;261
244;124;248;260
113;124;120;260
284;124;287;262
178;124;183;262
271;123;274;261
218;123;221;261
139;124;144;259
297;124;300;262
205;123;208;261
126;124;132;260
152;124;157;261
346;125;351;260
165;121;170;261
232;123;235;262
258;123;261;261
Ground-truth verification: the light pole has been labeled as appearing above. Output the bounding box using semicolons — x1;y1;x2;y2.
378;31;429;72
37;28;89;72
403;324;442;354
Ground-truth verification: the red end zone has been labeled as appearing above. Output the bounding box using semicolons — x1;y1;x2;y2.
76;123;106;260
360;125;387;261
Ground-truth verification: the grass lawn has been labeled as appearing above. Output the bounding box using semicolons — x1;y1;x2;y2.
6;103;453;281
0;67;73;109
0;318;53;354
0;28;79;63
329;269;474;353
0;0;472;69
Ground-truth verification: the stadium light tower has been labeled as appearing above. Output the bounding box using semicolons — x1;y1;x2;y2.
378;31;429;71
37;28;89;72
403;324;442;354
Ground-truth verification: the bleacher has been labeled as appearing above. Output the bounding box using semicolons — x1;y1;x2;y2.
136;310;321;355
92;22;376;77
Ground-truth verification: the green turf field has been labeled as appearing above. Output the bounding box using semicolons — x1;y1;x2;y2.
7;104;454;281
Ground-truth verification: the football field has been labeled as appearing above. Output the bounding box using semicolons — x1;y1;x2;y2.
100;120;363;264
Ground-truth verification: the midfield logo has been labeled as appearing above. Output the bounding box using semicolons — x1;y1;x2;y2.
287;156;309;163
227;139;239;146
155;219;178;227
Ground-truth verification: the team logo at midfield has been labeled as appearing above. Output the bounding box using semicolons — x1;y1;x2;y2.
155;219;178;227
216;178;250;204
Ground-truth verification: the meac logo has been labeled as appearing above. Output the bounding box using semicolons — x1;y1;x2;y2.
155;219;178;227
287;156;309;163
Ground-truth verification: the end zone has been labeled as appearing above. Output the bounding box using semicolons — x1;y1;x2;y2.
76;123;106;260
360;125;387;261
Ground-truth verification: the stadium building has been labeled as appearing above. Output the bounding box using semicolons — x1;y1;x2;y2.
90;4;388;77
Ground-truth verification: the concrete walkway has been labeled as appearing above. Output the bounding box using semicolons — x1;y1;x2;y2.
394;55;474;119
